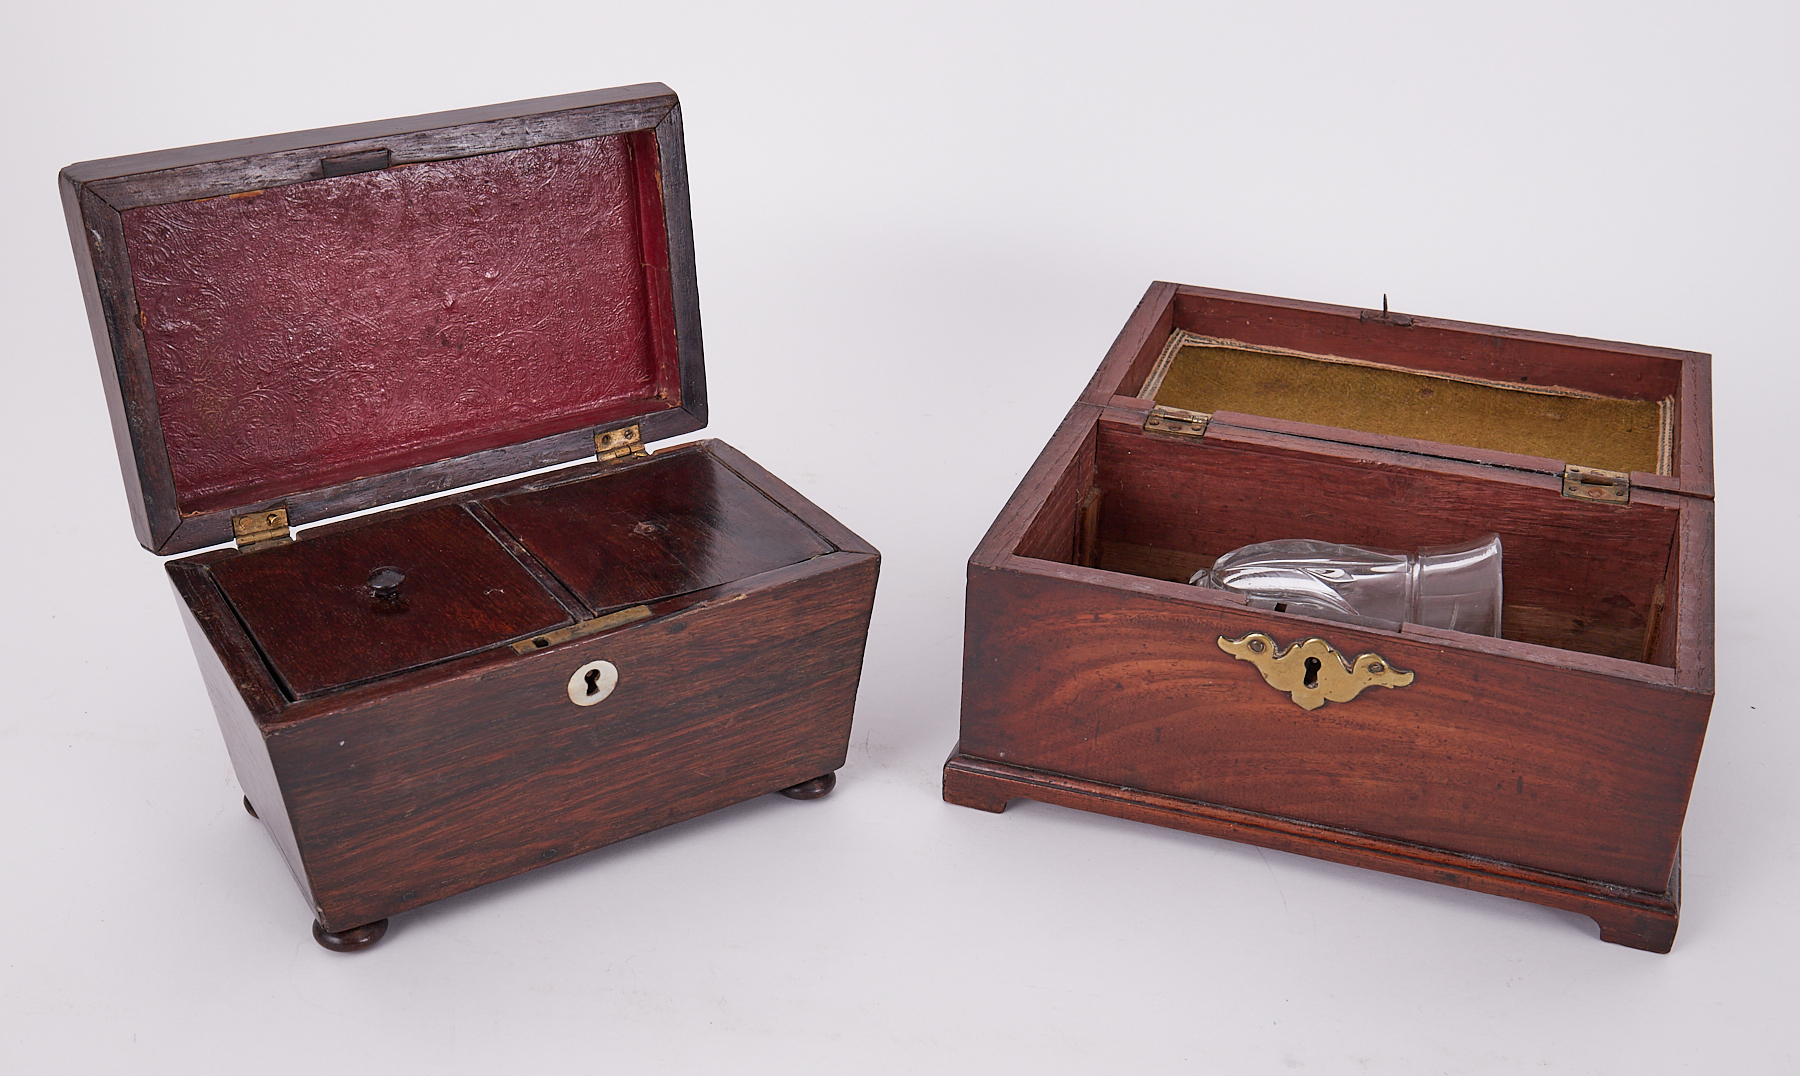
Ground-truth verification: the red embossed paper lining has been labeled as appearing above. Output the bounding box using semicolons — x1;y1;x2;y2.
121;135;678;515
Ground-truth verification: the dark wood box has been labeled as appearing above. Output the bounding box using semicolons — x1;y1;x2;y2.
61;85;879;951
944;283;1713;952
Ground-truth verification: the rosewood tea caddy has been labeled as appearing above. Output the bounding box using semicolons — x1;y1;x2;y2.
945;283;1713;952
61;85;879;950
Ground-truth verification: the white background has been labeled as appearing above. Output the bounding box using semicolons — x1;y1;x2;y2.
3;2;1794;1072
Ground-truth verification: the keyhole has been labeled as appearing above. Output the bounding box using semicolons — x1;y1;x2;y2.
566;660;618;706
1303;656;1322;689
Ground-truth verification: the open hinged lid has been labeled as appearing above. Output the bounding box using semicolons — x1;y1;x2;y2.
1103;284;1713;505
62;84;705;555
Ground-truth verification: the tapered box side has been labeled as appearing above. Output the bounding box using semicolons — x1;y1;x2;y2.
278;552;876;930
177;540;875;932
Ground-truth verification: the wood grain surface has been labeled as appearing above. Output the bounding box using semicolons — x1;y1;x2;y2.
64;84;678;207
274;547;876;930
958;562;1708;893
210;503;573;698
942;754;1681;952
485;448;832;615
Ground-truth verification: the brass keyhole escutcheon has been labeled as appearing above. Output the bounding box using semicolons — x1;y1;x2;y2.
566;660;619;706
1218;632;1414;711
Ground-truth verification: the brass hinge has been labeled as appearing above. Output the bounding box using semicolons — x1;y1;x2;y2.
1562;465;1631;505
232;506;292;549
594;424;648;463
1143;405;1210;438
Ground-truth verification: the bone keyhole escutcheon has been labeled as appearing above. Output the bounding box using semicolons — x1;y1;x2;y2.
567;660;619;706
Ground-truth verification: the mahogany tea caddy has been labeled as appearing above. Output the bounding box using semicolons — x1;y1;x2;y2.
945;283;1713;952
62;84;879;951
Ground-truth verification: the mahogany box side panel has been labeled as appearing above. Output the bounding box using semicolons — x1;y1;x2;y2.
168;569;311;905
958;560;1708;894
941;752;1683;951
267;550;876;930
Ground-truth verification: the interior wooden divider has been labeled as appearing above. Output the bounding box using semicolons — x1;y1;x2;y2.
1014;423;1099;564
1014;418;1684;666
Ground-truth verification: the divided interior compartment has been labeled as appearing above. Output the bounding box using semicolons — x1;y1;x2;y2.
205;445;832;699
1015;418;1686;667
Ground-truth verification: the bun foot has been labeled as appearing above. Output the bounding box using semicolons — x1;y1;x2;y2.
242;795;258;819
778;773;836;800
312;918;389;952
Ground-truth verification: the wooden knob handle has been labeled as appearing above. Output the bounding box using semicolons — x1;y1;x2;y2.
367;566;406;600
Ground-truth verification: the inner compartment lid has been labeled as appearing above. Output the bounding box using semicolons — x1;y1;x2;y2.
1142;331;1673;476
209;502;572;699
483;448;835;615
63;84;705;555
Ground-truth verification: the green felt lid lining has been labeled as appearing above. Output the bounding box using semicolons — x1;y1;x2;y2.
1141;331;1672;476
